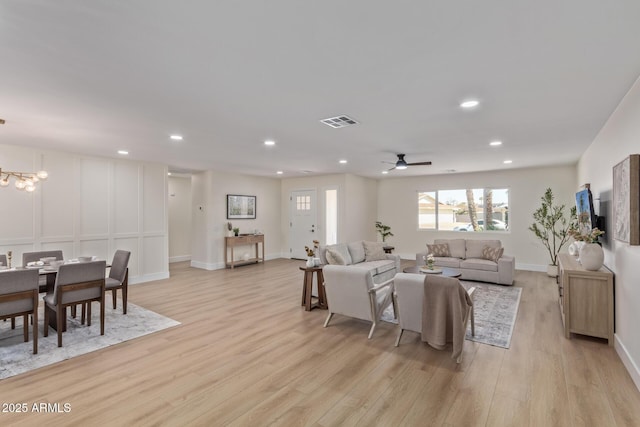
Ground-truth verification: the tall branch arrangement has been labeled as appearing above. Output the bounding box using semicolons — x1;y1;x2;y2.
529;188;577;266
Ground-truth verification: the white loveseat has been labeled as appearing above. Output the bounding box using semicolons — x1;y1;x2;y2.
416;239;515;285
319;241;401;284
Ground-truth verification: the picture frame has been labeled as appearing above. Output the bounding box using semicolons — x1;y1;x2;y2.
613;154;639;245
227;194;256;219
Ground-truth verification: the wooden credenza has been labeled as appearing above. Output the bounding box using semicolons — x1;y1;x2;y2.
558;253;614;346
225;234;264;269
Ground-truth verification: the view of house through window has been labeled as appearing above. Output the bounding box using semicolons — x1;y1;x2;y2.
418;188;509;231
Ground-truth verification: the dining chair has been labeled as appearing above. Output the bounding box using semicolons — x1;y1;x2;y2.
23;250;64;293
43;260;106;347
106;250;131;314
0;269;40;354
0;254;6;267
22;250;64;266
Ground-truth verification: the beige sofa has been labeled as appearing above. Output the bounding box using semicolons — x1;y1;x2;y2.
416;239;515;285
319;241;401;284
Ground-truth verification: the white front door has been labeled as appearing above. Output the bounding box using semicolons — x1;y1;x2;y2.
290;190;317;259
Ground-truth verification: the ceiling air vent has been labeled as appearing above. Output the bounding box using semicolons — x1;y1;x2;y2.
320;115;359;129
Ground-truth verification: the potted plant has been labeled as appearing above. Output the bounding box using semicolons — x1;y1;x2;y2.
529;188;577;276
375;221;394;243
233;227;240;237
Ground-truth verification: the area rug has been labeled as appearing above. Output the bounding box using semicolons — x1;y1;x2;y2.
382;282;522;349
0;301;180;380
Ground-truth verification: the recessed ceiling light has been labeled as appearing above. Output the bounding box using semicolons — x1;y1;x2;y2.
382;171;389;174
460;99;479;109
276;171;283;175
339;159;348;164
490;140;502;146
117;150;129;155
503;160;513;164
170;135;183;141
167;172;172;176
264;140;276;146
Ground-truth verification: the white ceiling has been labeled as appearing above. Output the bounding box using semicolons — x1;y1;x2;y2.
2;1;640;178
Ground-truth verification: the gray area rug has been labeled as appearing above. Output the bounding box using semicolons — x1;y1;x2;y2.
382;281;522;349
0;301;180;380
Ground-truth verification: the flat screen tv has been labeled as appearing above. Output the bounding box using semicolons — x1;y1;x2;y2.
576;189;596;234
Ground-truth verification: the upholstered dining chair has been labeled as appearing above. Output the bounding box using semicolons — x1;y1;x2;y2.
106;250;131;314
43;260;106;347
322;265;395;339
0;254;6;267
394;273;475;363
22;250;64;266
0;269;40;354
23;250;64;293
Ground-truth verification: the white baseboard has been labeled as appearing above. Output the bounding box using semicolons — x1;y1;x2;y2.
169;255;191;263
129;271;170;285
190;260;225;270
190;253;285;271
615;334;640;392
516;263;547;272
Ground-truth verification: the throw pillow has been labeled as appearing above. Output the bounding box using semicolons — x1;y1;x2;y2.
427;243;450;257
482;245;504;263
325;248;346;265
363;241;387;261
326;243;353;265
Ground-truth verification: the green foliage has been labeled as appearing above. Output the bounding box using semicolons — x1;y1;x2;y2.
529;188;577;266
375;221;394;242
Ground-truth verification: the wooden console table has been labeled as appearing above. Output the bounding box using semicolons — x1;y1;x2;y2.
225;234;264;269
558;254;614;345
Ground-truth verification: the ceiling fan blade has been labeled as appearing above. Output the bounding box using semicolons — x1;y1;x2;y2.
407;161;432;166
381;161;396;165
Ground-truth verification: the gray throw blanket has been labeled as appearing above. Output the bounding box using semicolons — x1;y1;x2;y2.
421;275;472;361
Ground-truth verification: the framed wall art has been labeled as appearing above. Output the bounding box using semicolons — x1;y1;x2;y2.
613;154;639;245
227;194;256;219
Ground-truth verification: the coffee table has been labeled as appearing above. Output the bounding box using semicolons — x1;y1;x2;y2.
402;265;462;278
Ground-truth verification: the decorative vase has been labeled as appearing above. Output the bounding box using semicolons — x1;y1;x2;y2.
579;243;604;271
306;257;315;268
314;257;321;266
547;264;558;277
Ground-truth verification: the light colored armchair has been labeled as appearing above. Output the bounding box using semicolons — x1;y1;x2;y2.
322;265;395;339
394;273;475;363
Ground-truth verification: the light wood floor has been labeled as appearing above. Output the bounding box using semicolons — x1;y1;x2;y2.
1;259;639;426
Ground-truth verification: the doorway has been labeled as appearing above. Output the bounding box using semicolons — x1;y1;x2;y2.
290;189;317;259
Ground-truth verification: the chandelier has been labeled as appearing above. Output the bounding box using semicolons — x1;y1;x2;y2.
0;168;49;192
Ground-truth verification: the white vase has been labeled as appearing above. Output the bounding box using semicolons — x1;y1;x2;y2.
579;243;604;271
306;257;315;268
547;265;558;277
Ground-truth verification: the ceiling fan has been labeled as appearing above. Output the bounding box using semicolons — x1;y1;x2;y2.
384;154;432;171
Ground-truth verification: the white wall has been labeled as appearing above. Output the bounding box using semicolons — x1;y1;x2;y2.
0;144;169;283
377;165;577;268
190;170;281;269
168;176;192;262
344;174;378;242
577;75;640;391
